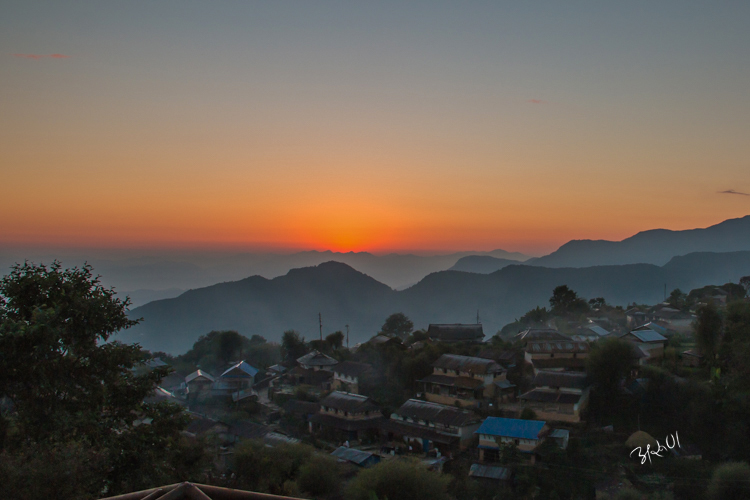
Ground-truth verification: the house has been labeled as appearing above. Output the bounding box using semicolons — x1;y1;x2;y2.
282;399;320;422
681;349;704;367
331;446;381;467
619;329;667;364
549;428;570;449
296;350;338;371
185;370;215;401
331;361;372;394
475;417;549;461
380;399;482;452
649;307;695;333
524;341;589;373
212;361;259;396
419;354;509;407
517;371;591;423
426;324;485;343
308;391;383;442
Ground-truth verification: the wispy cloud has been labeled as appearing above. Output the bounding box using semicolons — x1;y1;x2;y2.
718;189;750;196
13;53;70;60
527;99;547;104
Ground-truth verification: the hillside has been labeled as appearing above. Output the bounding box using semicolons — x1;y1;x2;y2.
118;251;750;354
448;255;523;274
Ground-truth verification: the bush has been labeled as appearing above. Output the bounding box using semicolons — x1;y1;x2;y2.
345;458;450;500
707;462;750;500
298;455;340;497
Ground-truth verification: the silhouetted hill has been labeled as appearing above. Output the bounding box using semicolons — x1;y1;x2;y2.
531;215;750;268
120;253;750;354
449;255;524;273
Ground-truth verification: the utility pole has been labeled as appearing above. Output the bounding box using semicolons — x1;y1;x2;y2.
477;309;480;324
346;324;350;349
319;312;323;341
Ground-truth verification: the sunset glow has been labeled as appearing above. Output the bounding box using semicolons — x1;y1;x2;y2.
2;2;749;255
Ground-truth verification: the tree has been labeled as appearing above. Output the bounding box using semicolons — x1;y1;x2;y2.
281;330;308;361
380;312;414;339
326;330;344;350
345;458;450;500
588;297;607;309
297;454;340;497
0;262;190;495
218;330;244;364
549;285;590;317
695;302;723;364
586;338;638;411
740;276;750;297
668;288;688;310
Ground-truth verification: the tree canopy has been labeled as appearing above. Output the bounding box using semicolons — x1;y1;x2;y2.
0;262;192;497
549;285;590;317
380;312;414;339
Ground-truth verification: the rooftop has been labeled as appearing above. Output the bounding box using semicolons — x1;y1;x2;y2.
419;374;485;390
332;361;372;378
394;398;481;427
525;341;590;354
185;369;216;384
427;324;484;342
469;463;512;481
476;417;547;440
220;361;259;379
514;328;568;343
432;354;503;375
331;446;376;465
320;391;380;413
622;329;667;343
533;370;590;390
296;350;339;367
518;389;583;405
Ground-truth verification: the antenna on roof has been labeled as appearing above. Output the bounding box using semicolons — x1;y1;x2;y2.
319;312;323;341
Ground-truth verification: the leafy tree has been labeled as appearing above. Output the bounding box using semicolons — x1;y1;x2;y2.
380;312;414;339
707;462;750;500
587;338;638;413
281;330;308;362
218;330;244;364
233;440;314;495
740;276;750;296
695;302;723;364
667;288;687;309
326;330;344;350
0;262;191;496
549;285;590;317
345;458;450;500
589;297;607;309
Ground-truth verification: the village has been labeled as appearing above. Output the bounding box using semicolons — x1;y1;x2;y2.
137;282;748;499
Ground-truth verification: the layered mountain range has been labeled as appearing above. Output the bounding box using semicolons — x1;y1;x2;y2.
120;250;750;354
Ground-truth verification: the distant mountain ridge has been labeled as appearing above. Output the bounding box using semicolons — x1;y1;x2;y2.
531;215;750;268
119;251;750;354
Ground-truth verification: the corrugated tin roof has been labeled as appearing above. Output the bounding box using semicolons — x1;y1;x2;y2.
476;417;546;439
185;369;216;384
623;330;667;343
526;341;589;354
533;371;590;390
494;379;516;390
394;399;481;427
320;391;380;413
331;446;375;465
514;328;568;343
469;463;511;480
550;429;569;439
432;354;502;375
530;358;587;369
419;374;485;390
220;361;259;379
586;325;610;336
518;389;582;405
427;324;484;342
296;350;338;367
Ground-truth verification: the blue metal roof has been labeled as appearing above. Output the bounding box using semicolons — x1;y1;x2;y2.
475;417;546;439
220;361;259;379
626;329;667;343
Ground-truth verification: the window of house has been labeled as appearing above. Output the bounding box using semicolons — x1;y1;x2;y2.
443;368;447;374
550;353;555;358
344;411;349;417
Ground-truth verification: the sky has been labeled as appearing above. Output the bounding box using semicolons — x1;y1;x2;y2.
2;1;750;255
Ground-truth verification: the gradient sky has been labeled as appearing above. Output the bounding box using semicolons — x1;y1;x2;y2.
2;1;750;255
